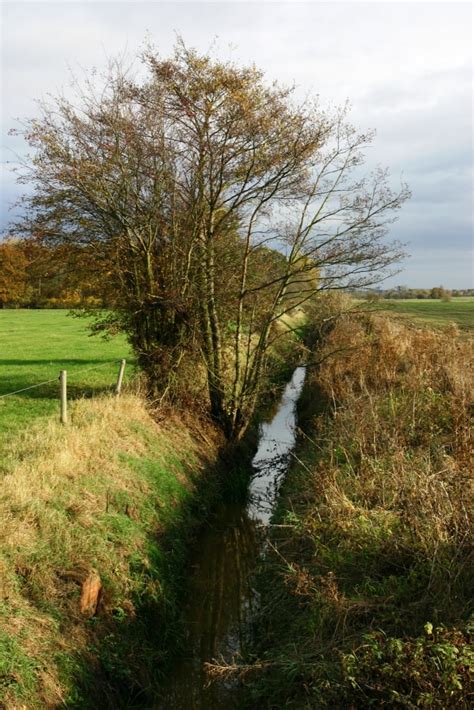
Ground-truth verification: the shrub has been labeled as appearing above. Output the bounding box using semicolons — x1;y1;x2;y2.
342;625;473;707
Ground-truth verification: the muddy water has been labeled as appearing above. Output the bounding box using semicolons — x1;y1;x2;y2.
159;367;306;709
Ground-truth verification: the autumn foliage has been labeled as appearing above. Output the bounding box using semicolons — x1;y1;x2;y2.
0;239;106;308
8;40;409;437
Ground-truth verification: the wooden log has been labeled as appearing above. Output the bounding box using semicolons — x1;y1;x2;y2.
79;570;102;617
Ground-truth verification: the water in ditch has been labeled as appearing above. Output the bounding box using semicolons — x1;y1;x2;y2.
159;366;306;709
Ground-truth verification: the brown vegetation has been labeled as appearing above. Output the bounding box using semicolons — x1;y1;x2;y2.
0;239;105;308
0;240;28;307
242;313;473;707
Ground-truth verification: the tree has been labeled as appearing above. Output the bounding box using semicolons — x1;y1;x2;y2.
0;239;29;307
430;286;450;301
24;241;109;307
9;40;410;439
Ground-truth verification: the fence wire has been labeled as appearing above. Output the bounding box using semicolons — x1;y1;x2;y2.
0;359;125;400
0;379;59;399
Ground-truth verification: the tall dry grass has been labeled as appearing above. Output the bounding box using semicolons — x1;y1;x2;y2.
246;314;473;708
314;316;473;594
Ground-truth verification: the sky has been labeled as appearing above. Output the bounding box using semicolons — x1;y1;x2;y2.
1;0;472;288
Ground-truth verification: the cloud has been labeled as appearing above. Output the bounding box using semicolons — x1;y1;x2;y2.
1;1;472;287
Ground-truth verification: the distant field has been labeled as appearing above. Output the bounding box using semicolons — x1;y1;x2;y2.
376;297;474;332
0;310;133;440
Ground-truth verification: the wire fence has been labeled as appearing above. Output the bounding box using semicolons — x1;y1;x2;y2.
0;378;60;400
0;359;128;423
0;359;126;400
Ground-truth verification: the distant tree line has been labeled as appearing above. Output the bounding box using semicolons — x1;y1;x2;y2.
356;286;473;302
0;238;107;308
3;243;469;310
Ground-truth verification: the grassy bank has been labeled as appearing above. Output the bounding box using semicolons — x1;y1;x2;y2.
0;392;221;708
0;307;307;707
243;314;473;708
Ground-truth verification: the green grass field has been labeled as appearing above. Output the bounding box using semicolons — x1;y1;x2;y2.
377;296;474;331
0;310;133;439
1;300;471;442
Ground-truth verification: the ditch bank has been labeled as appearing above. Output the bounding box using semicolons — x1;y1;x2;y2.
0;393;224;709
0;356;305;709
241;314;473;709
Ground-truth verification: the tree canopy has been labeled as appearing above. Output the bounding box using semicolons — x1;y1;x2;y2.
10;40;410;438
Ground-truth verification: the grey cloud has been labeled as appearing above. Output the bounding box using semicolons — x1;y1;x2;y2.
1;1;472;287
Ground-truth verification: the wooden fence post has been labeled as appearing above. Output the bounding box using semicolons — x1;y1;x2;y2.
60;370;68;424
115;359;126;396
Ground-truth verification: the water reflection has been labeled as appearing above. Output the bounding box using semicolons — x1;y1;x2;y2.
159;505;260;709
158;367;305;709
249;366;306;524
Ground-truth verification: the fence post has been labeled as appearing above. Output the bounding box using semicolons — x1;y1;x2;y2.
60;370;68;424
115;359;126;396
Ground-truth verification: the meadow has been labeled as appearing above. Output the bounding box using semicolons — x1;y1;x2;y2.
0;310;133;442
377;296;474;331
